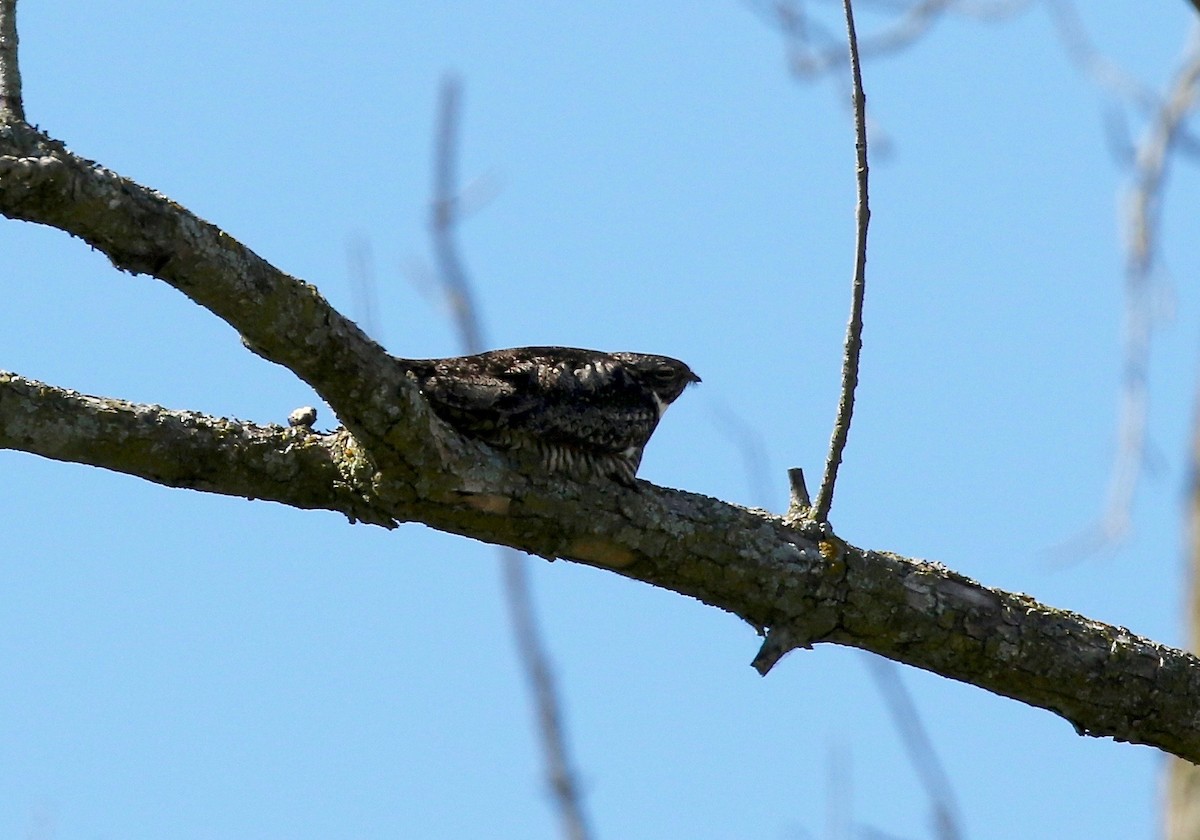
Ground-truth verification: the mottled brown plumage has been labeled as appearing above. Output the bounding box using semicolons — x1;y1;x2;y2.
399;346;700;485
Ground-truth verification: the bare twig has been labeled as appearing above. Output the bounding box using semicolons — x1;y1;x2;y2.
813;0;871;524
429;73;593;840
0;0;22;122
788;467;813;517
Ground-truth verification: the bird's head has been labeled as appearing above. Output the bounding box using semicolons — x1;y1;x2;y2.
615;352;701;408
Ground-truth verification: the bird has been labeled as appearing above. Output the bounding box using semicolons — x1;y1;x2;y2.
397;346;700;486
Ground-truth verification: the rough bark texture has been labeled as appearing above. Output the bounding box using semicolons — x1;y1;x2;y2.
0;373;394;526
4;122;1200;764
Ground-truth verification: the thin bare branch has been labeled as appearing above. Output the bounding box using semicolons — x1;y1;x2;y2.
0;371;396;527
1166;401;1200;837
501;556;592;840
1065;28;1200;550
1046;2;1200;174
431;74;485;354
346;233;383;342
864;657;964;840
708;400;777;507
813;0;871;523
429;73;593;840
1044;0;1161;112
752;0;1033;79
0;0;22;122
825;740;853;840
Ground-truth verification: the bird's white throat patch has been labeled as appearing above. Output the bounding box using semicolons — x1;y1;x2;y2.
651;391;668;418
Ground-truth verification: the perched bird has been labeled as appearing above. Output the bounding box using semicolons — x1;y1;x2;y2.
398;346;700;486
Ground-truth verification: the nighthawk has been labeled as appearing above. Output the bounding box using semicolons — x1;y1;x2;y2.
398;346;700;486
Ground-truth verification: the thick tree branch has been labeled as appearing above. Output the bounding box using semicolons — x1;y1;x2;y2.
0;0;21;121
0;124;573;523
3;365;1197;761
0;129;427;469
2;3;1199;765
0;372;396;527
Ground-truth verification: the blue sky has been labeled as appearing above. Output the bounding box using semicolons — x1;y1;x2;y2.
2;3;1198;838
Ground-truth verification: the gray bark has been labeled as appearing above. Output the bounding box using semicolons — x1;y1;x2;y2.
3;124;1200;764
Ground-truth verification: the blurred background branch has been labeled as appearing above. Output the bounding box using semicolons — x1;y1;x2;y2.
1058;24;1200;553
428;72;593;840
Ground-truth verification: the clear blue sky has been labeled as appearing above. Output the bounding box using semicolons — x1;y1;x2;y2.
2;3;1198;838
